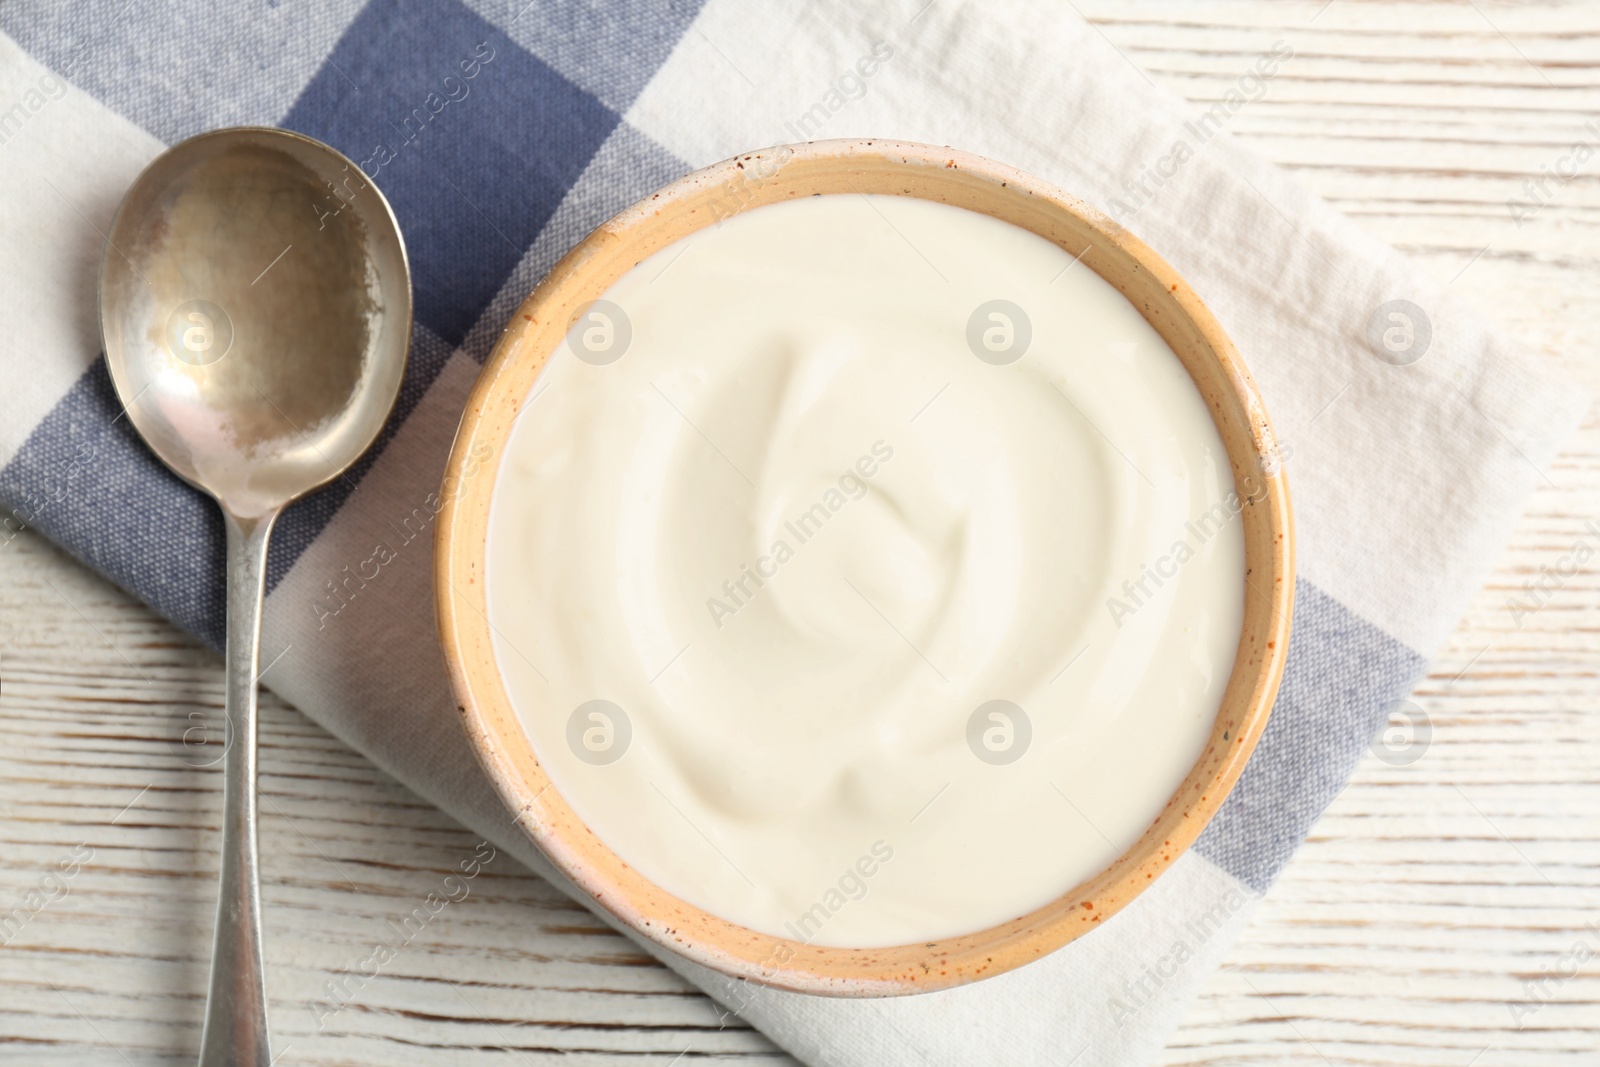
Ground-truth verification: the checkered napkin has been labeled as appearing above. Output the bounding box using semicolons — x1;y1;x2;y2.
0;1;1585;1063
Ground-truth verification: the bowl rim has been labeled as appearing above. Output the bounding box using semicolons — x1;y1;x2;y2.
435;138;1295;997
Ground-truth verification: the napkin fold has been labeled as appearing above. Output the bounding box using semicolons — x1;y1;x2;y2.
0;1;1585;1064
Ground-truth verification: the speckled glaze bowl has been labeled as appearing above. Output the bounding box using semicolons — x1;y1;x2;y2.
435;139;1294;997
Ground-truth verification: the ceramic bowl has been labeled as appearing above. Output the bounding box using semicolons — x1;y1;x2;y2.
435;139;1294;997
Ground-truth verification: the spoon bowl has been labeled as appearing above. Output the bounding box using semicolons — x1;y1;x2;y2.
101;126;410;516
100;126;411;1066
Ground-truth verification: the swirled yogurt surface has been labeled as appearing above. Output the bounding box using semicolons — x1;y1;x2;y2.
487;193;1244;947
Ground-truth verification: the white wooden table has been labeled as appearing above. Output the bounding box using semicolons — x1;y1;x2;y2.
3;2;1598;1063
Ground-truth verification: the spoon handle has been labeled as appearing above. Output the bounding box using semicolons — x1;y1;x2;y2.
199;509;279;1067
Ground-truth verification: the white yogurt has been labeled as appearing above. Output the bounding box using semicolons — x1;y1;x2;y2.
487;194;1244;947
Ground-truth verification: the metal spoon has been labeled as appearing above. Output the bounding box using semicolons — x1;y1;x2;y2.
99;127;411;1066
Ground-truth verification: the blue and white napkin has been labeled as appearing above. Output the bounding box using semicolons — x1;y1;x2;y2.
0;1;1584;1063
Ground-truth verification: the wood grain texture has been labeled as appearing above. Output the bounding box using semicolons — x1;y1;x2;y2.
2;1;1597;1063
